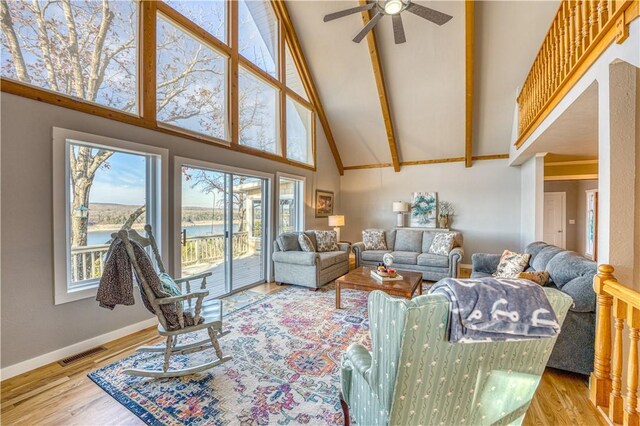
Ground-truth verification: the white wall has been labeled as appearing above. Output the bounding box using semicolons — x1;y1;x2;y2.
520;154;545;248
575;180;599;257
339;159;522;263
0;93;341;369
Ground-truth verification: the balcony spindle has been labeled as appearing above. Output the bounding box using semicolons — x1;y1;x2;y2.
593;0;602;35
590;264;614;407
610;298;626;423
569;1;576;68
582;0;591;51
598;0;609;31
625;306;640;426
574;1;583;60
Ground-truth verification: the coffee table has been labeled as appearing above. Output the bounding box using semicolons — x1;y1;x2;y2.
335;267;423;309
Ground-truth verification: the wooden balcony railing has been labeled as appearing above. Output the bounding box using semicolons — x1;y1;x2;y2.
516;0;639;148
70;232;250;282
181;232;249;267
590;264;640;424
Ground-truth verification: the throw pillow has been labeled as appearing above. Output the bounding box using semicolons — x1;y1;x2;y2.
158;272;182;297
428;232;455;256
517;271;550;286
298;233;316;252
362;230;387;250
494;250;531;278
314;230;339;252
277;233;301;251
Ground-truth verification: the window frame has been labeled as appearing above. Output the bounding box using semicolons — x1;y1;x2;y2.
52;128;169;305
1;0;318;172
276;172;305;235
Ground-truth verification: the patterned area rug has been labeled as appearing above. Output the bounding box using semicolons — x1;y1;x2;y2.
88;286;371;425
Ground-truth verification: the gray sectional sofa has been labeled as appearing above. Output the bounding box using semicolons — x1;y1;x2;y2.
272;231;350;289
353;229;464;281
472;241;597;375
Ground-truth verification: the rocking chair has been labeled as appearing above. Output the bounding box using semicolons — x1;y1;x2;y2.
115;224;232;378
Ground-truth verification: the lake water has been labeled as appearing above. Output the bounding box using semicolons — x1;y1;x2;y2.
87;223;239;245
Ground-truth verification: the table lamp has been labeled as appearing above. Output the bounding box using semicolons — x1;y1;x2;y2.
393;202;410;227
328;215;345;242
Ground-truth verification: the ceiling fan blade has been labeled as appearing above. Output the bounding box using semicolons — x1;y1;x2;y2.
353;12;383;43
323;3;375;22
405;3;453;25
392;14;406;44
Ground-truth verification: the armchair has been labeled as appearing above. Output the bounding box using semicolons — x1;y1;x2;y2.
341;289;572;425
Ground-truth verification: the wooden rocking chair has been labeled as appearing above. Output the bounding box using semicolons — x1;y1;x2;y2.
115;224;232;378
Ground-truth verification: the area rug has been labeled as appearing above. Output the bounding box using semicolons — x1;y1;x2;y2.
88;286;371;425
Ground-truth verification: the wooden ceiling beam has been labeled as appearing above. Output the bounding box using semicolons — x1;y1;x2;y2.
359;0;401;173
272;0;345;175
465;0;474;168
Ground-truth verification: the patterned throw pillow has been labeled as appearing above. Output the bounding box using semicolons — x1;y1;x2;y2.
428;232;456;256
298;233;316;252
158;273;182;297
494;250;531;278
314;230;339;252
362;230;387;250
517;271;550;286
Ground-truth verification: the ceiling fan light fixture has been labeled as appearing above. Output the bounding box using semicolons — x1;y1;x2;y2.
383;0;404;15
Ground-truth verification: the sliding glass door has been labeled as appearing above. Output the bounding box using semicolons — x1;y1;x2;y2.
177;159;269;298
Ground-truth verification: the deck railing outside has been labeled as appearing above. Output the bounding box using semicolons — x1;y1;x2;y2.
590;264;640;424
516;0;637;147
70;232;250;282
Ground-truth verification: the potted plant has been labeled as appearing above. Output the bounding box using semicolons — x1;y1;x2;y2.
438;201;455;229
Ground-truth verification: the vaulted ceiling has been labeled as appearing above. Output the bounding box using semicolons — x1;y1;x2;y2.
286;0;560;170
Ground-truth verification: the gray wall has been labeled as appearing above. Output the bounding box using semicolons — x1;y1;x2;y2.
544;180;579;251
339;159;522;263
0;93;341;368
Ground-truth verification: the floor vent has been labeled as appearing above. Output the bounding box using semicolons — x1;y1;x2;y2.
58;346;107;366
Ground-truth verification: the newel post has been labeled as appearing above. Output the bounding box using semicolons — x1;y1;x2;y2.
590;264;615;407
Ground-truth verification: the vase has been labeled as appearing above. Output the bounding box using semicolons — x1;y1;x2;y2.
439;217;448;229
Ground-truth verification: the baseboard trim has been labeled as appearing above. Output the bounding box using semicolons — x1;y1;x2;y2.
0;317;156;381
459;263;472;270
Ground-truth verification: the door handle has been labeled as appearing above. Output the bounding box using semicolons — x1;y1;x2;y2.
181;229;187;246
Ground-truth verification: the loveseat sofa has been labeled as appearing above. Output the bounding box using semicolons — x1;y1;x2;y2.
272;231;350;289
353;229;463;281
471;241;597;375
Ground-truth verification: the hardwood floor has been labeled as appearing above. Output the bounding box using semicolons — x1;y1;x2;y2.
1;281;604;426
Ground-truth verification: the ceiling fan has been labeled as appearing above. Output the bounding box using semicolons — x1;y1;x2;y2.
323;0;453;44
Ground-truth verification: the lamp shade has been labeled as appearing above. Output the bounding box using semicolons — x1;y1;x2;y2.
392;202;410;213
328;215;345;227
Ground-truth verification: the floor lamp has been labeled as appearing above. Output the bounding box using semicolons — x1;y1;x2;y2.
328;215;345;242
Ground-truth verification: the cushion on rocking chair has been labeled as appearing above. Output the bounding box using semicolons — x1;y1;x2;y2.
159;273;182;297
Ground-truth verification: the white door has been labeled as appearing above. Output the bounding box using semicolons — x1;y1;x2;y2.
543;192;566;248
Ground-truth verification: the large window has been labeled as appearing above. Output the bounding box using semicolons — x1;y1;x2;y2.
277;174;304;235
0;0;138;113
286;97;313;165
53;129;167;304
163;0;227;43
156;14;228;141
2;0;318;170
238;0;278;77
239;67;279;154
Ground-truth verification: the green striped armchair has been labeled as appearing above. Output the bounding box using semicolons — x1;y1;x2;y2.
340;289;572;426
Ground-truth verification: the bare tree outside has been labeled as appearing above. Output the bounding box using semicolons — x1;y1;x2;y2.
1;0;277;253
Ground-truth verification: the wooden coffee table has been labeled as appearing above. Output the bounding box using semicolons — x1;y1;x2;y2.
335;267;423;309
